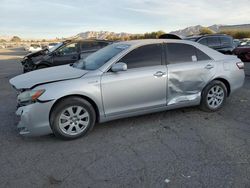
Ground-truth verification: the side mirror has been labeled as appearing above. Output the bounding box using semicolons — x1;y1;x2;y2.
111;62;127;72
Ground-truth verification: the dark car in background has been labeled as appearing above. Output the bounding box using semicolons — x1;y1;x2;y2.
21;39;112;72
185;34;235;54
233;41;250;62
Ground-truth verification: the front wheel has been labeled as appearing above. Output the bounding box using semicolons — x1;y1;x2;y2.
200;80;227;112
50;97;96;140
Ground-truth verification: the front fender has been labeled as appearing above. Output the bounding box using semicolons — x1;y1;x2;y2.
34;75;105;118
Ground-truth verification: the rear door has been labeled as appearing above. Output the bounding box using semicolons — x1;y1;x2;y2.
53;42;80;65
165;43;216;105
101;43;168;116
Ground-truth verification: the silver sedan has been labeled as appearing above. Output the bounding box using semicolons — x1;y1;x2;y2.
10;39;245;140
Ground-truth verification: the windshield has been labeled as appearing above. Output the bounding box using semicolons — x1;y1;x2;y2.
73;43;130;70
49;42;63;52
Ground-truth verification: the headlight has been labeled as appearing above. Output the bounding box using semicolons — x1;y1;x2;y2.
17;89;45;105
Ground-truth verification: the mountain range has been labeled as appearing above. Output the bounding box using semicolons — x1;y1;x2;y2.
75;24;250;39
75;31;133;40
170;24;250;37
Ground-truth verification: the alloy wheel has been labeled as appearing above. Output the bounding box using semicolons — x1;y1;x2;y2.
207;85;225;109
58;106;90;136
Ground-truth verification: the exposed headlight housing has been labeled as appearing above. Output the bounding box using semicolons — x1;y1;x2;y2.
17;89;45;106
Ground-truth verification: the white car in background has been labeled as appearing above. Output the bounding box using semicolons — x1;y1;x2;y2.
28;44;42;53
48;43;59;49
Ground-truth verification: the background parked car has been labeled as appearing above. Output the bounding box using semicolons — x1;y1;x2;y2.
233;39;241;47
21;39;112;72
28;44;42;53
185;34;235;54
233;41;250;62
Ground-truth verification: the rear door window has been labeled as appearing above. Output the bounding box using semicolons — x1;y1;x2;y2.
166;43;211;63
166;43;196;63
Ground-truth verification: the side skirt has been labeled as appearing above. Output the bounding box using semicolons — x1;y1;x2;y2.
99;100;200;123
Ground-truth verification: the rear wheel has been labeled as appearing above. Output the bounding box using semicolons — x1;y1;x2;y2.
200;80;227;112
50;97;96;140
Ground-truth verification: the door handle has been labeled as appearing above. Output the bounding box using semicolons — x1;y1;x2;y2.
205;64;214;70
154;71;166;78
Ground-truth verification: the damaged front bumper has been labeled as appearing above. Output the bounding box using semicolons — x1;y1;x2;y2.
16;100;54;136
21;59;36;72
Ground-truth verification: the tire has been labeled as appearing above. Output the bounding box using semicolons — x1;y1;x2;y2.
50;97;96;140
200;80;227;112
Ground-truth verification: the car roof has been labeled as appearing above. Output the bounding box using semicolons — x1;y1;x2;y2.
113;39;227;61
114;39;185;46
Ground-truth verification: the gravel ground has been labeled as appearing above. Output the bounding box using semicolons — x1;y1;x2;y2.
0;48;249;188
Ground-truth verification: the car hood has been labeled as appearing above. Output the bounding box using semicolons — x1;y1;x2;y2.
10;65;88;89
25;49;48;58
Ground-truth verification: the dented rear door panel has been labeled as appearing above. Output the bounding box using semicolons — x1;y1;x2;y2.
167;60;216;105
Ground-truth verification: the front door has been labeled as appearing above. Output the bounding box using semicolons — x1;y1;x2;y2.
101;44;168;116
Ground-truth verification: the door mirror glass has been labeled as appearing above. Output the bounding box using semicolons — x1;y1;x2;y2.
111;62;127;72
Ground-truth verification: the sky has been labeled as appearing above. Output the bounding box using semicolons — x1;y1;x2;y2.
0;0;250;39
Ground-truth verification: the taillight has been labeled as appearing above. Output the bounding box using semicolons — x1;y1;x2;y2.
236;62;244;69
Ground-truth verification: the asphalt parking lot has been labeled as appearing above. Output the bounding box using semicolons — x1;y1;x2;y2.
0;48;249;188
